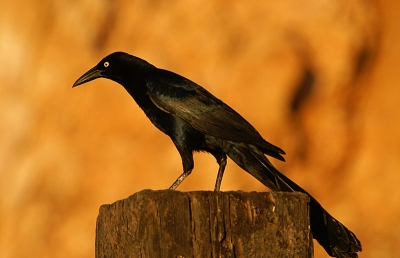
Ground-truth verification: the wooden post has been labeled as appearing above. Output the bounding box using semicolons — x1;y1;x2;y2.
96;190;313;258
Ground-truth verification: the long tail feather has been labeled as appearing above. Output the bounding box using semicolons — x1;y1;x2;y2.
225;144;361;257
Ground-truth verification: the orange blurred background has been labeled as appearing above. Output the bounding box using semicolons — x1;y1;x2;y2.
0;0;398;257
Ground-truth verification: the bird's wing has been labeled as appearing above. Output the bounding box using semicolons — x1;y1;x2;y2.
145;69;284;159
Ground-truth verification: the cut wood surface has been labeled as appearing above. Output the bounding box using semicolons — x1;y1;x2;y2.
96;190;312;258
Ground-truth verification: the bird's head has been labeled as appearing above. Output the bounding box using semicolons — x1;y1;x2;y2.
72;52;153;87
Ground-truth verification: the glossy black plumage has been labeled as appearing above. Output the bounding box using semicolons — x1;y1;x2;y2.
73;52;361;257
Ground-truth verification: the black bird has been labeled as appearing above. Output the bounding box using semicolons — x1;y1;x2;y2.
73;52;361;257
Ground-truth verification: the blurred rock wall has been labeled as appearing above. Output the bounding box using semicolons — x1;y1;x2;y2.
0;0;398;257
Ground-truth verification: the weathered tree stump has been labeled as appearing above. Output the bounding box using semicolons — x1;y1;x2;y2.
96;190;313;258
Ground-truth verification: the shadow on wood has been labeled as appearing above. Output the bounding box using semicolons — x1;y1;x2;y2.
96;190;313;258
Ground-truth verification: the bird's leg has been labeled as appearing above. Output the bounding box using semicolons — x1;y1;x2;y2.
169;146;194;190
212;153;227;191
169;168;193;190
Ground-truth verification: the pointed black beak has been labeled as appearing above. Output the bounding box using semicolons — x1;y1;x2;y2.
73;67;103;87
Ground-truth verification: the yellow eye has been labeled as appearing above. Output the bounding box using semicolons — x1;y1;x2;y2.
104;61;109;67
